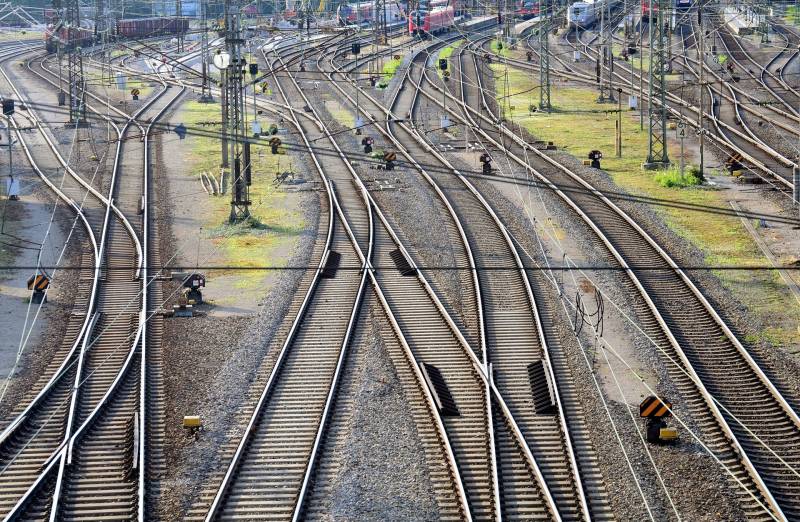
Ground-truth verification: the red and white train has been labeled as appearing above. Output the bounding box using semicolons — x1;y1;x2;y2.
336;1;406;26
516;0;539;19
409;0;455;35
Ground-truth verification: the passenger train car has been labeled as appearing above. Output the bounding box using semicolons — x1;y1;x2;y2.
336;1;406;25
409;0;455;35
516;0;539;19
642;0;692;21
567;0;619;28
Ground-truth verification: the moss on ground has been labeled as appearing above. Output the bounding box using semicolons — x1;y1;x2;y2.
491;63;800;348
181;100;306;294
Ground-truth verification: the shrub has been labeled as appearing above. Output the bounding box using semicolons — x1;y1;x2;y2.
654;167;702;188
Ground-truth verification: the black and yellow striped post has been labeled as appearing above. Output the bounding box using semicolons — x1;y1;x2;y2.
640;395;679;443
639;395;672;418
27;274;50;304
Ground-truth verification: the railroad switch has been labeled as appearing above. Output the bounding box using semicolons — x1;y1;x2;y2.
640;395;679;444
27;274;50;304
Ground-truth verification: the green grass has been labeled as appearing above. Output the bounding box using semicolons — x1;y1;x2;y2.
85;69;154;98
490;39;511;58
654;166;702;188
491;63;800;348
181;100;306;292
379;56;403;87
0;29;41;42
785;4;800;26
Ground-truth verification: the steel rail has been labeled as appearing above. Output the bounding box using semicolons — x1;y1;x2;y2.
267;38;474;520
521;25;794;187
46;64;171;522
429;36;798;519
322;31;564;521
416;41;593;521
403;42;589;520
1;48;173;521
139;70;186;522
385;35;591;519
203;39;340;521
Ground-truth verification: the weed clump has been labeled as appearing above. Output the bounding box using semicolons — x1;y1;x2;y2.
654;167;702;188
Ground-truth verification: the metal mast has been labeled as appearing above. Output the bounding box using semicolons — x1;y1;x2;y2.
538;0;551;111
176;0;184;52
223;0;251;222
374;0;387;45
65;0;86;125
645;0;669;167
200;0;214;101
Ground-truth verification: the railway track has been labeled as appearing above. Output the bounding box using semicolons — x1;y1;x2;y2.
524;8;798;189
318;31;598;520
413;30;800;519
0;44;182;519
197;36;472;521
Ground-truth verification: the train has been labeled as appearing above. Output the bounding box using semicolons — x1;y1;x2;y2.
336;1;406;25
516;0;539;19
44;25;93;52
642;0;692;20
409;0;455;35
45;16;188;52
567;0;619;27
116;17;189;38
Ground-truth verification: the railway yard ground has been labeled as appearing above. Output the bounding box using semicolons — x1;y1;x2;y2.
4;2;800;520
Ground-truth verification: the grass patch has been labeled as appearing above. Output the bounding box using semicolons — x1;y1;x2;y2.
0;29;42;42
181;100;306;291
379;56;403;87
654;166;702;188
491;63;800;348
490;39;511;58
86;68;154;98
785;4;800;26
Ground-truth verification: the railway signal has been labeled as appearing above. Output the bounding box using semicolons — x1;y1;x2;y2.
383;151;396;170
174;123;187;140
362;136;373;153
479;152;492;175
588;150;602;169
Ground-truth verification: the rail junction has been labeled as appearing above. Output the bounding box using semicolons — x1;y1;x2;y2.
0;0;800;520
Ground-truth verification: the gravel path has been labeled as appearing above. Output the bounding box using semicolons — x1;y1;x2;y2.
317;298;441;521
